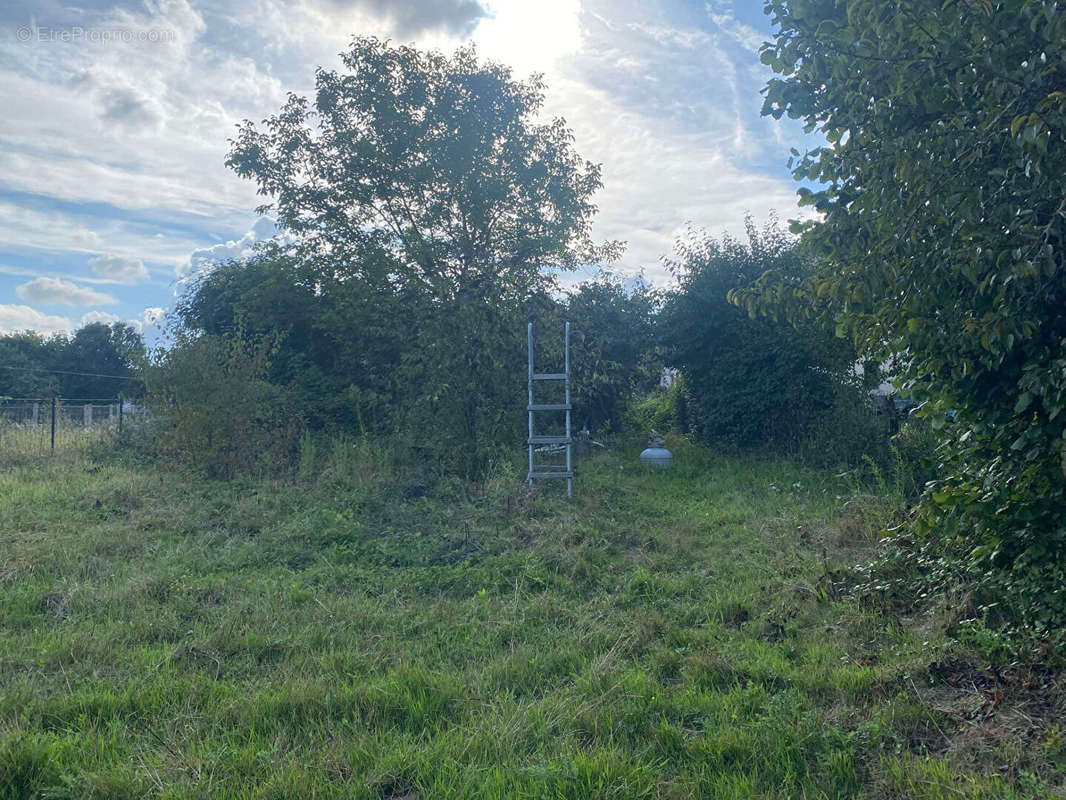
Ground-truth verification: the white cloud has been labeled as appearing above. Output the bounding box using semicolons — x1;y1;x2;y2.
80;310;122;326
128;306;167;334
182;217;278;277
0;264;144;286
0;200;208;269
0;304;73;335
0;0;278;264
0;201;102;253
15;277;118;306
538;40;805;282
0;0;813;299
142;307;166;326
88;253;149;284
98;85;166;130
708;12;766;52
333;0;490;37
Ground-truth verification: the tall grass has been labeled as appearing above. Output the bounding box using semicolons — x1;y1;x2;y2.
0;419;115;466
0;437;1060;798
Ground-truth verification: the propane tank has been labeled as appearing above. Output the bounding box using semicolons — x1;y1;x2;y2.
639;431;673;469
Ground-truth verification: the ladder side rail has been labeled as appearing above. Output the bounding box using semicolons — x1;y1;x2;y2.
527;322;534;485
565;322;572;497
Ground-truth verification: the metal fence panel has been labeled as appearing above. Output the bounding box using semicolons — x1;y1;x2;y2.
0;397;136;458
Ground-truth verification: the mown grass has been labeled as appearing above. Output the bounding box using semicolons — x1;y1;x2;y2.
1;436;1062;798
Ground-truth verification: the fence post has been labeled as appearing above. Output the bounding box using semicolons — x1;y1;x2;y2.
118;396;124;434
83;404;92;427
32;402;39;427
50;397;56;454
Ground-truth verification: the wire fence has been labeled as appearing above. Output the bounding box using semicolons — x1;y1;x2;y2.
0;397;145;459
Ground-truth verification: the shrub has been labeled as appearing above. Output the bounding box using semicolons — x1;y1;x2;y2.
660;217;872;455
799;387;891;470
144;334;304;478
565;273;662;434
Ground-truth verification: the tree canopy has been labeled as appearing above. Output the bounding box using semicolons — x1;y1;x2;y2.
227;37;618;303
742;0;1066;614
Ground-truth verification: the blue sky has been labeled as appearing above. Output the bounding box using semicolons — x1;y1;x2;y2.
0;0;814;337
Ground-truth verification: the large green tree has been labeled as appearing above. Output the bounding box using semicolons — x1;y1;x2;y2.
181;38;618;475
745;0;1066;613
59;323;144;399
0;333;63;397
227;37;616;302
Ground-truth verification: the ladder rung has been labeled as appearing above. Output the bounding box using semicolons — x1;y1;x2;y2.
528;435;572;444
528;471;574;479
532;373;567;381
528;404;571;411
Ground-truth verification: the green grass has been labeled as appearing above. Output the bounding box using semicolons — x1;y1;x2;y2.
1;437;1062;798
0;418;114;462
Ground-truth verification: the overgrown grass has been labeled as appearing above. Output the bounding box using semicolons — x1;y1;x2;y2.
1;437;1062;798
0;420;114;465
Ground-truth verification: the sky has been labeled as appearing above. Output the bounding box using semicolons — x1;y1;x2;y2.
0;0;815;338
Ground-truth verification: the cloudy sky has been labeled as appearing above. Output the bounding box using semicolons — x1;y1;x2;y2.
0;0;813;337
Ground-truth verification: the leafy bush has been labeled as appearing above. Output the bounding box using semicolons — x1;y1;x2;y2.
174;253;665;479
629;377;693;436
888;418;941;498
565;273;662;433
660;217;872;456
144;334;304;478
798;387;890;469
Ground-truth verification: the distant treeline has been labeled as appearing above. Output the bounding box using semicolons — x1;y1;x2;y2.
0;323;144;399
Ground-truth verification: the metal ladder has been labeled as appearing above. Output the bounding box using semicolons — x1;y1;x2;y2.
527;321;573;497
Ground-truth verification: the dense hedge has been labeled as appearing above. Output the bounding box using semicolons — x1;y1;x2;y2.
659;219;872;457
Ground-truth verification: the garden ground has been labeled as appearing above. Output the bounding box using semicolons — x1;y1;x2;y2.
1;437;1064;798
